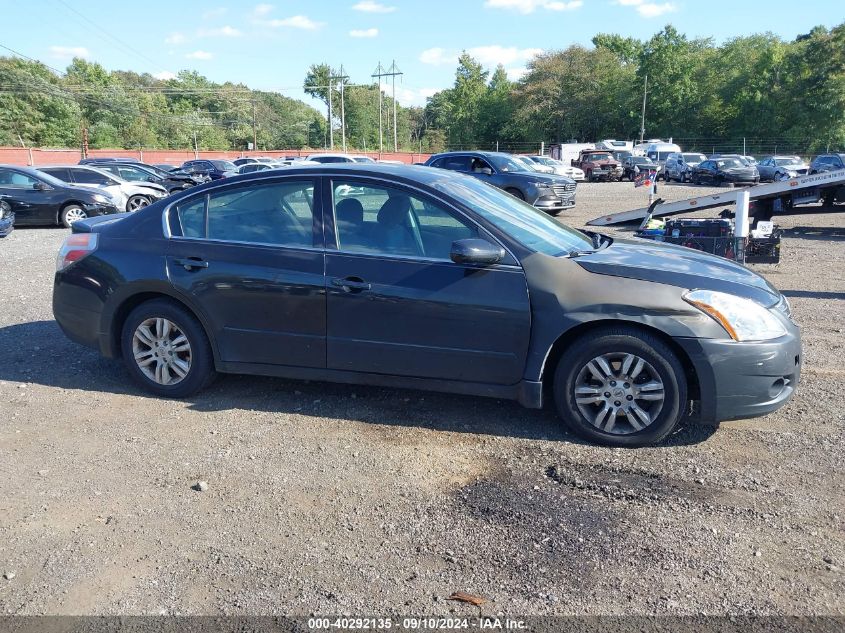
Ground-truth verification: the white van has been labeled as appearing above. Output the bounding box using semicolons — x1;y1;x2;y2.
645;142;682;178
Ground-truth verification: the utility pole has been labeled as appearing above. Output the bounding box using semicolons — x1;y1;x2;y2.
388;60;403;152
328;67;349;152
327;74;333;150
639;74;648;145
372;62;386;153
251;100;257;151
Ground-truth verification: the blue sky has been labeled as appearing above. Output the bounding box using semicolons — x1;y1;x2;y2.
1;0;841;110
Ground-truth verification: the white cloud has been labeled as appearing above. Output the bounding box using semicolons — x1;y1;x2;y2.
352;1;396;13
49;46;90;60
153;71;177;81
484;0;582;13
253;3;274;16
614;0;677;17
197;25;242;37
185;50;213;60
419;45;543;68
506;67;528;81
165;32;186;45
264;15;324;29
349;28;379;38
394;87;441;107
202;7;227;19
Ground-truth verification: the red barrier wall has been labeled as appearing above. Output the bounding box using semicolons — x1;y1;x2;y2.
0;147;432;167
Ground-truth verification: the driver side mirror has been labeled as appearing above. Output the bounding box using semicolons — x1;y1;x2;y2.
33;181;50;191
450;238;505;266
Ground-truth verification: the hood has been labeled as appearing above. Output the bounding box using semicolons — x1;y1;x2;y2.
574;237;780;306
521;173;576;186
126;181;168;194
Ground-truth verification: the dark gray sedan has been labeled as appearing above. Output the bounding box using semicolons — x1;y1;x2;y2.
424;151;576;215
756;156;809;182
52;165;800;447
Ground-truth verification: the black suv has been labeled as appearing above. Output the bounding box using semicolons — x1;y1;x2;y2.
0;164;119;227
180;159;238;181
424;151;576;215
809;153;845;175
83;161;199;193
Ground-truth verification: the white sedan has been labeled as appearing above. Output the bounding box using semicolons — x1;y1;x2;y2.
526;155;585;181
39;165;168;212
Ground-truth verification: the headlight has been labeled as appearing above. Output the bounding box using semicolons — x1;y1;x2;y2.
90;194;109;204
683;290;787;341
529;181;552;189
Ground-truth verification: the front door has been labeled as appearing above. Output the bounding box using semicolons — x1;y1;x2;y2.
324;177;531;385
0;168;55;225
167;177;326;368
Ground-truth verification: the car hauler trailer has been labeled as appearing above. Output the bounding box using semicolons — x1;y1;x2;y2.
587;169;845;227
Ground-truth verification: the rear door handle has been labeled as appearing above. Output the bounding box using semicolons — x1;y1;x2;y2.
173;257;209;270
331;277;371;292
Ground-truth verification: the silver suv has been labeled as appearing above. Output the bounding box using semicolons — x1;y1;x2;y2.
664;152;707;183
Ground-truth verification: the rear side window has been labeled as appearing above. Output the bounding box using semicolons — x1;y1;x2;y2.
42;168;72;182
173;181;316;246
72;169;112;185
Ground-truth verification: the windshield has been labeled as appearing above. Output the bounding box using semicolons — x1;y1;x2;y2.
717;158;744;169
210;160;237;171
775;157;801;166
682;154;705;163
143;164;174;177
589;153;613;161
631;157;651;164
512;157;538;171
488;155;530;173
431;174;593;256
534;156;555;166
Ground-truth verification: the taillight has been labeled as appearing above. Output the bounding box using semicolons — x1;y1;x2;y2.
56;233;98;271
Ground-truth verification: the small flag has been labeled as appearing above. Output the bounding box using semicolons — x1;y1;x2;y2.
635;169;657;188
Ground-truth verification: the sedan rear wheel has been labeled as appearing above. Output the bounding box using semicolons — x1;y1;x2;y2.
60;204;87;228
121;299;215;398
126;195;151;212
553;326;687;447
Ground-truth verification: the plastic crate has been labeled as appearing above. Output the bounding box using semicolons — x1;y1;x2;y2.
745;230;782;264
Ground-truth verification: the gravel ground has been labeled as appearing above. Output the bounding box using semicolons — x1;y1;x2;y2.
0;181;843;617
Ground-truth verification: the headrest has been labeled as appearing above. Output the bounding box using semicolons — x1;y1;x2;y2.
336;198;364;224
377;195;411;227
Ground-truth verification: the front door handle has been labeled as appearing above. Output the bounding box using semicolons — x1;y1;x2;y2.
331;277;371;292
173;257;209;270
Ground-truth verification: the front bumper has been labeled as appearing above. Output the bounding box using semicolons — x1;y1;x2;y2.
534;194;576;213
676;325;802;424
84;202;120;217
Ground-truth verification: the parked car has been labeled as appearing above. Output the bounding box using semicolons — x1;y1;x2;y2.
663;152;707;183
349;155;377;164
232;158;256;167
644;142;682;179
571;150;623;182
0;196;13;237
237;163;274;174
511;155;553;174
756;156;809;182
306;153;356;164
621;156;657;181
425;151;576;214
611;150;633;164
525;156;584;180
690;158;760;186
52;164;801;447
632;139;664;156
809;153;845;175
39;165;168;212
180;159;238;181
85;161;200;194
79;156;142;164
0;164;119;227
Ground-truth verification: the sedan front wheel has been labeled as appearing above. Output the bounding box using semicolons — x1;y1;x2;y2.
553;326;687;447
126;195;151;212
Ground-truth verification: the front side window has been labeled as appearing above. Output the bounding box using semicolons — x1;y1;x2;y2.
174;180;315;246
434;156;471;172
332;180;478;260
117;166;154;182
0;169;40;189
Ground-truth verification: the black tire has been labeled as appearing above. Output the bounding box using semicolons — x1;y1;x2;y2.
586;170;593;182
60;204;87;228
552;326;687;447
505;187;525;201
120;299;216;398
126;195;151;212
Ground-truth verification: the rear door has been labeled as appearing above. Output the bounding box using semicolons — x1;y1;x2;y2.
323;176;531;385
166;176;326;368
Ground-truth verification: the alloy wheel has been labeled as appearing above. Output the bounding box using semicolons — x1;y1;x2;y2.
132;317;192;386
127;196;150;211
573;352;665;435
64;207;87;223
